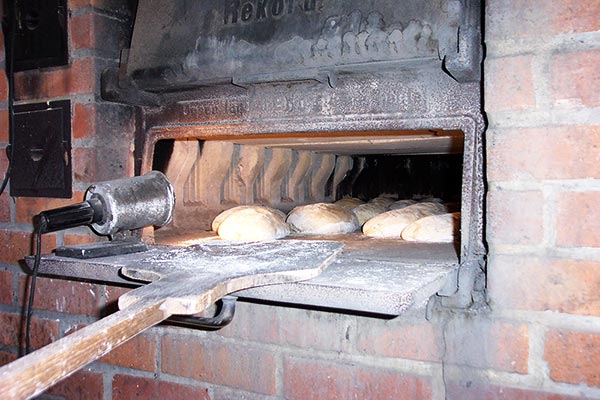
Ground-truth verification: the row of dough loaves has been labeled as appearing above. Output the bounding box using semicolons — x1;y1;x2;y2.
211;196;459;242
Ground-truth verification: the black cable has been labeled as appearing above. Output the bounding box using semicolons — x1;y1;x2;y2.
25;223;43;355
0;0;17;197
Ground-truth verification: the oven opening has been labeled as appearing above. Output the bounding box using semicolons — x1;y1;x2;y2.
150;129;464;252
33;128;473;316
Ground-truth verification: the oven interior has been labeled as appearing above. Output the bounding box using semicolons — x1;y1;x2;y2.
150;129;465;249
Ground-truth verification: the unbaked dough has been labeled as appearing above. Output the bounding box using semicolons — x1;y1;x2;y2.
212;205;290;241
334;197;364;210
287;203;359;234
369;197;395;208
408;201;448;214
362;203;443;238
402;212;460;243
352;203;388;226
388;199;418;210
417;196;444;203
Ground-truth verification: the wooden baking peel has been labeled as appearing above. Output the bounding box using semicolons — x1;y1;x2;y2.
0;240;343;399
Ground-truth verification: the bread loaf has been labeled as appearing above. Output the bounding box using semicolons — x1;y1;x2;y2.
212;205;290;241
362;202;444;238
401;212;460;243
408;201;448;214
287;203;359;234
368;197;395;208
352;203;388;226
334;197;364;210
389;199;418;210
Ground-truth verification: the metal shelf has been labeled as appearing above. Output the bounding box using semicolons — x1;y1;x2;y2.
30;237;459;316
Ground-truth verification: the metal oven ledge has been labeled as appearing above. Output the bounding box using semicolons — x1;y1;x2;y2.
30;238;459;316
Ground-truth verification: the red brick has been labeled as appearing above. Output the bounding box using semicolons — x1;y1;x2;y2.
103;285;133;309
0;270;14;304
0;145;12;222
71;14;94;50
73;147;99;183
0;150;9;223
44;370;104;400
162;333;276;395
284;356;431;400
0;192;10;222
19;276;100;316
69;0;104;8
445;319;529;374
0;312;59;350
356;319;441;362
0;146;12;222
552;50;600;108
73;103;96;139
277;306;353;352
0;72;7;103
489;256;600;316
73;146;133;183
487;190;543;245
70;13;131;55
64;232;104;246
487;126;600;182
69;0;133;15
15;192;85;223
545;330;600;388
112;374;210;400
0;230;56;265
211;342;276;394
556;191;600;248
0;109;7;143
447;381;584;400
217;301;280;343
550;1;600;34
161;334;212;382
485;55;535;112
98;331;156;371
14;58;96;101
0;313;21;347
0;350;17;367
90;103;135;143
486;0;542;40
486;0;600;40
0;147;6;166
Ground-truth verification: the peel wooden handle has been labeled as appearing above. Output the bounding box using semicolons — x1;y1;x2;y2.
0;300;169;400
0;241;343;399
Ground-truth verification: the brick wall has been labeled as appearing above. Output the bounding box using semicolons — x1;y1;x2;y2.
0;0;138;397
483;0;600;399
0;1;599;399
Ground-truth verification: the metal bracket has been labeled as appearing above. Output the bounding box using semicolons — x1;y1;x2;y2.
101;67;162;107
55;240;148;259
166;295;237;330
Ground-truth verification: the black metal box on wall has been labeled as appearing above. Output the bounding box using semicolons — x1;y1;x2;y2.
10;100;72;198
11;0;68;71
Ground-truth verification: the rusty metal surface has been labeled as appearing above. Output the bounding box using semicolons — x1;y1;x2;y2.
31;241;458;316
